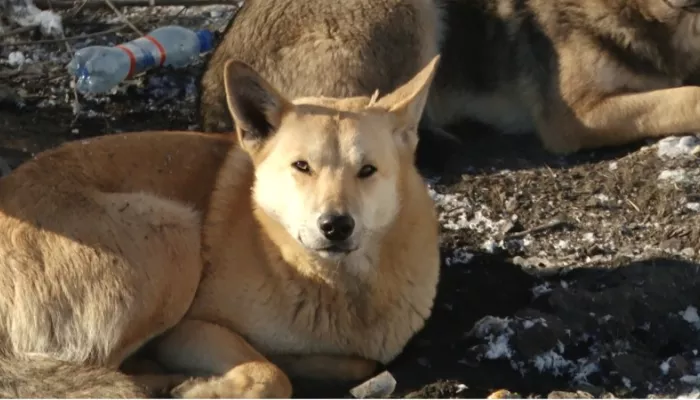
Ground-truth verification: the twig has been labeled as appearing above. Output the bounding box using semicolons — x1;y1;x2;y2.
1;24;127;46
0;25;37;40
626;198;641;212
102;0;144;36
70;0;87;17
505;217;573;239
34;0;230;8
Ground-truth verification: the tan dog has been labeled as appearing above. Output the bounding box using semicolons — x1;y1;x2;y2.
0;56;441;397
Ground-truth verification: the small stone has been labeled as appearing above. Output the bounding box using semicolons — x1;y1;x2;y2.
548;391;594;399
681;248;696;258
350;371;396;399
661;238;683;251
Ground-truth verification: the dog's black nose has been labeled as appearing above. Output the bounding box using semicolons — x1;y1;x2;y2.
318;213;355;241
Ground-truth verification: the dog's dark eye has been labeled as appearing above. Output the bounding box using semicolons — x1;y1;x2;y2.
357;164;377;179
292;160;311;174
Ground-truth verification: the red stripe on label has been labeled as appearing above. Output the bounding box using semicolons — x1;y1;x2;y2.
116;44;137;78
145;35;166;66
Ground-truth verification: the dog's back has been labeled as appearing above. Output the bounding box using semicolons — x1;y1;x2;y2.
198;0;441;132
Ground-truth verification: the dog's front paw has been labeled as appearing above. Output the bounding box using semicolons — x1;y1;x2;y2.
170;364;292;398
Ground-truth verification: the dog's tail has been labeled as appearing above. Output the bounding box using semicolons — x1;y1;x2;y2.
0;354;148;398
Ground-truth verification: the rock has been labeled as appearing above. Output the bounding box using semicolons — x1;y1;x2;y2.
0;83;24;109
511;310;569;358
548;391;594;399
665;355;693;378
610;353;660;385
661;238;683;251
349;371;396;399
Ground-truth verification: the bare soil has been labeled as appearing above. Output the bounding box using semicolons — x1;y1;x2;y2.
2;5;700;399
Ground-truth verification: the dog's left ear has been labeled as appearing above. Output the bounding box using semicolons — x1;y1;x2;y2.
224;59;292;154
373;55;441;152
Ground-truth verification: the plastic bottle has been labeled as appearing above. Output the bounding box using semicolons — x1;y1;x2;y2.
66;25;215;94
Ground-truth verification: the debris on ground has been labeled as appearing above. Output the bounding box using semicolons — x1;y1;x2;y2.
350;371;397;399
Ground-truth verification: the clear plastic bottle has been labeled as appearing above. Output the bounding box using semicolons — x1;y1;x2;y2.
67;25;215;94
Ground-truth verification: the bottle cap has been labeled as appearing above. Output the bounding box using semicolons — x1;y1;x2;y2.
196;30;215;53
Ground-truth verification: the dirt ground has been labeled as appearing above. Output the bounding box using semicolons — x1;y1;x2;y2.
2;4;700;399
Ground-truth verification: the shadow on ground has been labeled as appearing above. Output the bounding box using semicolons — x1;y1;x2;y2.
416;120;649;182
294;255;700;398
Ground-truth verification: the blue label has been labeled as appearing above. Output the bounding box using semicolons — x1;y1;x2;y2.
135;45;156;73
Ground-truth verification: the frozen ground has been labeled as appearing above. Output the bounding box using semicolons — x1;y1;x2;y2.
2;2;700;398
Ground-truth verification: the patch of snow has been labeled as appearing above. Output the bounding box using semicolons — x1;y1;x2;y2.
532;350;574;377
660;357;672;375
678;389;700;399
687;203;700;213
3;0;63;36
659;169;688;183
470;316;515;360
681;375;700;385
484;333;513;360
609;161;619;171
572;360;601;384
481;239;499;253
621;376;635;390
445;247;474;266
657;135;700;159
531;282;552;298
554;240;569;250
6;51;26;67
594;193;611;202
681;306;700;330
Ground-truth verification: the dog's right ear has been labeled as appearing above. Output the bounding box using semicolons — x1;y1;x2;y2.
224;60;292;153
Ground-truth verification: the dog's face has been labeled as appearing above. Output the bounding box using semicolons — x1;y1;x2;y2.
223;57;439;262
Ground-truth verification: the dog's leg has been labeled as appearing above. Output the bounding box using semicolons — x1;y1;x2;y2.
537;86;700;154
154;319;292;398
270;354;378;381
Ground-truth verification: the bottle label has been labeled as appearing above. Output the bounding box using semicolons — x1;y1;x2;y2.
117;37;166;78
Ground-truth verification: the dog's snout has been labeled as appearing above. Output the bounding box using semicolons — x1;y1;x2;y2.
318;213;355;241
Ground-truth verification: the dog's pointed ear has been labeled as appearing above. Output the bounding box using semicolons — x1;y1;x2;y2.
224;60;292;153
373;55;440;152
